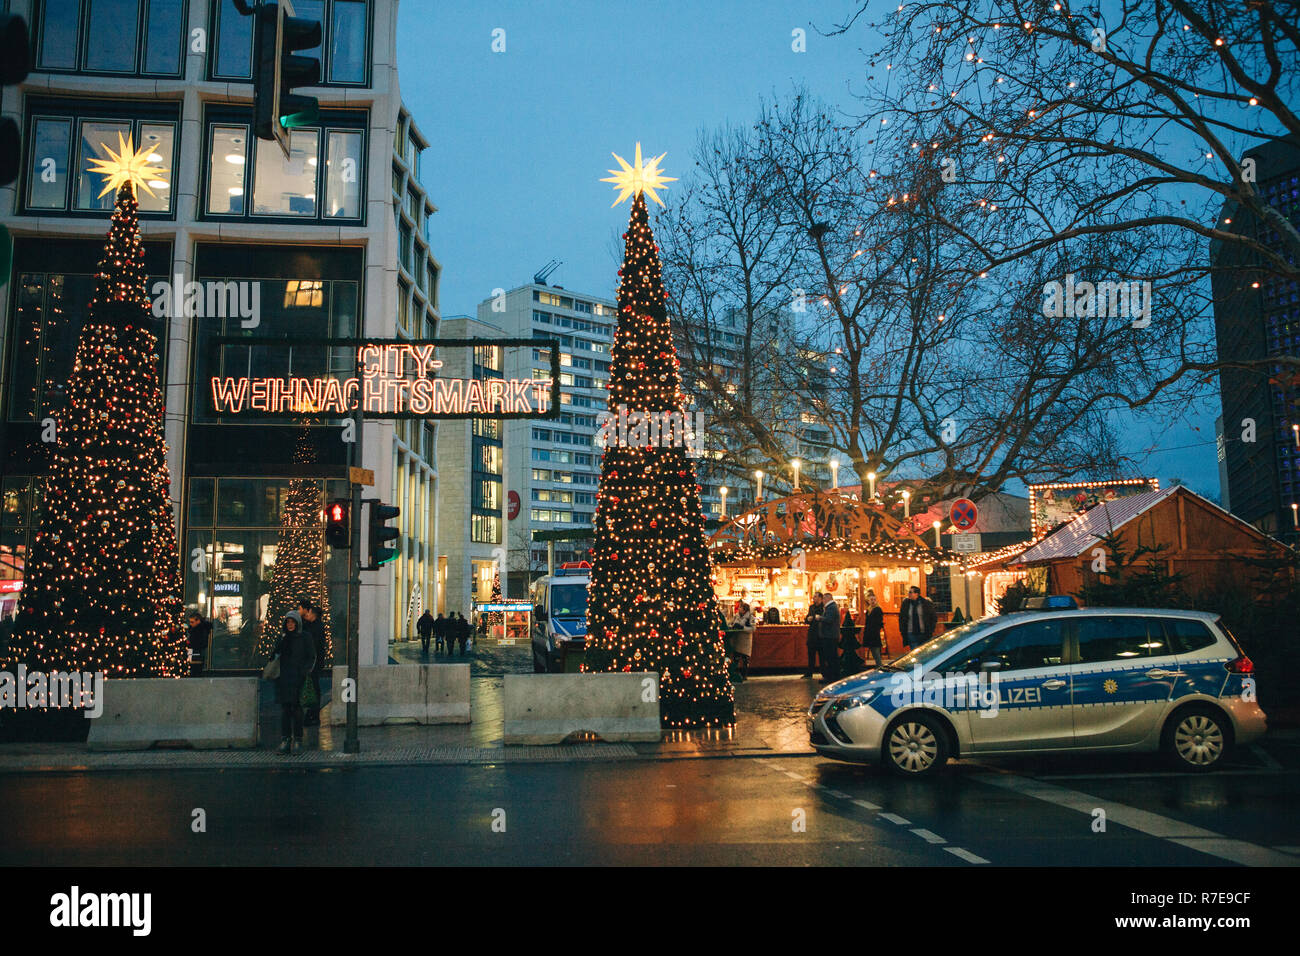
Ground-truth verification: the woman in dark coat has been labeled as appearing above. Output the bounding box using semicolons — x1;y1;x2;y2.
861;590;885;668
273;611;316;753
838;607;861;675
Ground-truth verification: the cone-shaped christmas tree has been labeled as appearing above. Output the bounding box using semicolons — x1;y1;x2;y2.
585;147;734;727
256;428;334;664
4;172;186;677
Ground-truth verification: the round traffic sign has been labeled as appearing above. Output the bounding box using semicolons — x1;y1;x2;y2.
950;498;978;531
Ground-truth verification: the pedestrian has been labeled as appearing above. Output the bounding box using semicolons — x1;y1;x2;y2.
417;608;435;656
297;600;326;726
899;586;937;653
458;613;472;655
765;604;781;624
838;605;861;675
819;592;841;683
801;592;824;679
271;611;316;754
731;600;756;682
186;611;212;677
434;612;448;654
861;589;885;668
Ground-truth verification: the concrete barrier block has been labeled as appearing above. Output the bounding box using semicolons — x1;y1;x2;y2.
87;678;259;751
329;663;470;725
503;672;661;744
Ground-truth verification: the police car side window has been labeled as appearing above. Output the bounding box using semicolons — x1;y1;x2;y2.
1162;618;1216;655
1076;616;1153;664
984;620;1066;671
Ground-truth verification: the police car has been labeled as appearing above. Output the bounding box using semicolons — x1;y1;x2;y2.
808;601;1265;776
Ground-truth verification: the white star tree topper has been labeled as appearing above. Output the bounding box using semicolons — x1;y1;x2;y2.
601;142;677;207
85;132;170;200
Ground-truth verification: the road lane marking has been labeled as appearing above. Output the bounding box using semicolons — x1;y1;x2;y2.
974;770;1298;867
826;788;851;799
853;798;881;811
878;812;911;825
945;847;990;864
911;828;947;844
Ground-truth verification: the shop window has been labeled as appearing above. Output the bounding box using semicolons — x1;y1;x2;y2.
37;0;185;76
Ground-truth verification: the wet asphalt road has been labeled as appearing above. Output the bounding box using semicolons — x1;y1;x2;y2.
2;742;1297;866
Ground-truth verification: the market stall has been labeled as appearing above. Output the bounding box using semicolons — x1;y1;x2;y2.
709;490;960;670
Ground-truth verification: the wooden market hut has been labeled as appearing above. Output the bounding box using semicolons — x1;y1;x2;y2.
1007;485;1295;598
709;489;958;668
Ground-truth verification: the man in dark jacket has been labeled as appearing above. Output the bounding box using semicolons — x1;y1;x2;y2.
433;613;448;654
298;600;326;726
274;611;316;753
818;594;841;683
458;613;472;655
186;611;212;676
899;587;937;652
417;609;435;655
801;593;824;679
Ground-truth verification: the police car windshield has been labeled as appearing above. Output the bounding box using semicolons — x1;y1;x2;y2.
550;584;588;617
890;618;1003;671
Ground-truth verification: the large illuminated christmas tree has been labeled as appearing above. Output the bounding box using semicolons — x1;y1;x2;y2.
3;136;186;677
256;429;333;664
584;145;735;727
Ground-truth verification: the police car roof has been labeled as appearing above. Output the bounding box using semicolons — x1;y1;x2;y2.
1001;607;1220;622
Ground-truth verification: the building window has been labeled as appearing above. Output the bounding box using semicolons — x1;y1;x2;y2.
203;113;366;223
23;104;178;216
210;0;369;85
471;514;501;545
36;0;186;76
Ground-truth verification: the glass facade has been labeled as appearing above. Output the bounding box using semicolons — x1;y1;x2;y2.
36;0;186;76
210;0;370;85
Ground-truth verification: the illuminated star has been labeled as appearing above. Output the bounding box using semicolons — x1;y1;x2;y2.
601;142;677;207
85;132;169;200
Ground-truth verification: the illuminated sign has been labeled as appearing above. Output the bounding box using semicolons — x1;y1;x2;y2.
207;337;561;420
1027;478;1160;536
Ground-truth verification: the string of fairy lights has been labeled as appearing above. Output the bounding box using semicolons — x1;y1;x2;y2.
4;145;187;678
585;146;735;728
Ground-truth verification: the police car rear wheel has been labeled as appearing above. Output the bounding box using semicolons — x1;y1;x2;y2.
1168;707;1228;771
884;714;949;777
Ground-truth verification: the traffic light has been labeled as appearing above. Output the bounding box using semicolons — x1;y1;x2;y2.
0;14;31;288
366;501;400;569
324;499;350;549
252;1;322;158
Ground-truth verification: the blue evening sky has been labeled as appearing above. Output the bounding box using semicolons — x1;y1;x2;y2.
395;0;1221;499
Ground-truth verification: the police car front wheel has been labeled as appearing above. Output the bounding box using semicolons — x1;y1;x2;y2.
883;713;950;777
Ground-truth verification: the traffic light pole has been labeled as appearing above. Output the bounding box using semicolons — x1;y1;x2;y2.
344;358;363;754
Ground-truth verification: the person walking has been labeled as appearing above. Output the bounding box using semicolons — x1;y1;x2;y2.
272;611;316;754
433;612;448;654
801;593;824;679
186;611;212;677
899;586;937;653
731;600;756;682
458;613;472;655
861;590;885;668
417;609;435;656
838;605;861;676
819;592;841;683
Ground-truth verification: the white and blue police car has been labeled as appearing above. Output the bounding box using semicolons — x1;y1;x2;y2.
808;600;1265;776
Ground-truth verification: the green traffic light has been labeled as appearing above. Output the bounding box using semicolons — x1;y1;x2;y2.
280;108;320;130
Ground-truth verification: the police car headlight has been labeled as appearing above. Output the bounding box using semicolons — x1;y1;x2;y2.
828;690;879;716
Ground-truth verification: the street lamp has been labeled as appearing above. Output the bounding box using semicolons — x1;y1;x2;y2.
792;458;801;491
867;471;877;498
754;470;764;501
720;486;728;518
933;519;942;548
830;459;839;489
901;489;911;519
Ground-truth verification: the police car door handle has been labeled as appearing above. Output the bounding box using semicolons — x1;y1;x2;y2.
1146;669;1183;679
1041;679;1067;690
